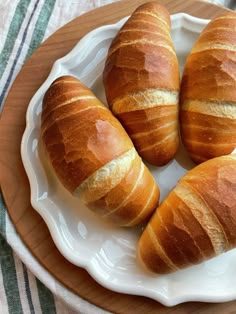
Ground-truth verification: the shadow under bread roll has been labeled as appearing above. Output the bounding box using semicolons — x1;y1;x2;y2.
41;75;160;226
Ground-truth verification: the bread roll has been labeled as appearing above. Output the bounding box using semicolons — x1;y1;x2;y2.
103;2;180;166
138;154;236;274
180;12;236;164
41;75;159;226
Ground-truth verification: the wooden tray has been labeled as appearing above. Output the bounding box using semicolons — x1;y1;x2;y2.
1;0;235;313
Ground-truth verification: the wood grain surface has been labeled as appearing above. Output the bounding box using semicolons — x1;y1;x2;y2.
0;0;234;313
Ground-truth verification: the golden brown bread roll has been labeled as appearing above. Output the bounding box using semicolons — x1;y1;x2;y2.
180;12;236;164
138;154;236;274
103;2;180;166
41;75;160;226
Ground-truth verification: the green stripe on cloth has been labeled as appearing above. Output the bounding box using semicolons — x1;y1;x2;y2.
0;192;7;237
0;235;24;314
0;262;9;314
0;0;31;80
24;0;56;61
0;192;56;313
22;263;36;314
36;279;56;314
0;192;24;313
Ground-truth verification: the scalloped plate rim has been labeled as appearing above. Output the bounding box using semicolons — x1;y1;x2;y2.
20;13;236;307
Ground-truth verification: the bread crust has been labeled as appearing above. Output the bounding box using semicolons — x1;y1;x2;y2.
41;75;160;226
138;155;236;273
103;2;180;166
180;12;236;164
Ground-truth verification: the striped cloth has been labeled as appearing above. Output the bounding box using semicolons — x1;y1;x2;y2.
0;0;234;313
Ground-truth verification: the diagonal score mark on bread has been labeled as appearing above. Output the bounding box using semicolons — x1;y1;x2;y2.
202;27;236;35
138;132;177;153
189;151;236;163
174;182;228;255
211;15;236;23
41;103;107;135
102;160;144;218
117;29;172;45
112;89;179;114
156;202;205;264
107;40;175;59
123;18;170;35
160;198;206;260
48;95;98;110
132;120;177;140
50;79;82;86
74;148;138;203
134;11;170;30
124;182;157;226
147;225;179;271
119;26;171;38
192;43;236;54
184;139;236;148
41;93;100;123
181;100;236;119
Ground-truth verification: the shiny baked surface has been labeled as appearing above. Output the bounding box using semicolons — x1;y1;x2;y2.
21;13;236;306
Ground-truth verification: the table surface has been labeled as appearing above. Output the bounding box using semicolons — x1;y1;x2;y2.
1;0;235;313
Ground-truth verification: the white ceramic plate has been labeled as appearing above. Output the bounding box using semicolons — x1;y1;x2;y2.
21;13;236;306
